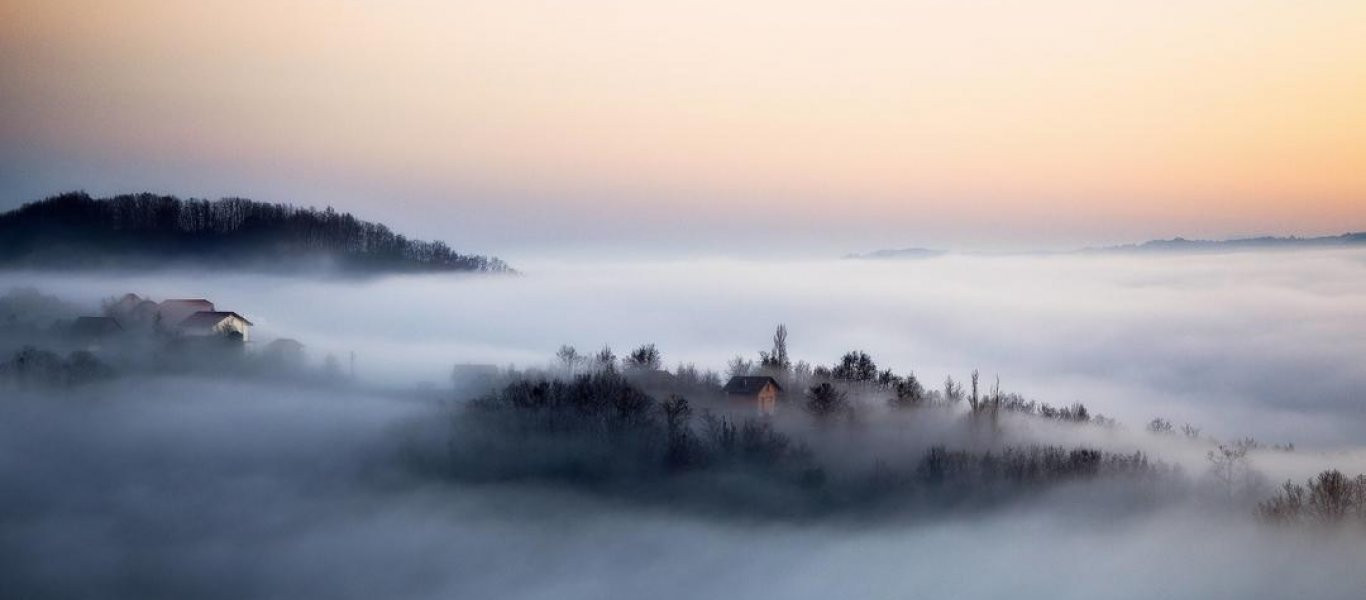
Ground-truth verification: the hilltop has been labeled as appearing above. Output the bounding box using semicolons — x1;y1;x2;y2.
0;192;511;274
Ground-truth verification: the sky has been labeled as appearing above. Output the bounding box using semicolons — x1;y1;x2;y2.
2;0;1364;257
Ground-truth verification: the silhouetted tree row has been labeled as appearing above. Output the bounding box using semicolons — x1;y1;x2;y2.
1260;470;1366;527
0;192;512;273
444;369;1172;517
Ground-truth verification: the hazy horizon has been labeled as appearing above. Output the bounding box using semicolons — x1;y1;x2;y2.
5;2;1366;597
4;0;1364;257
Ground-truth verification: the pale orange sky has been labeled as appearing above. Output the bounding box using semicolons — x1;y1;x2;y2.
1;0;1363;254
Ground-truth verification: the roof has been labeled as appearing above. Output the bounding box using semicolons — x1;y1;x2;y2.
177;311;254;329
160;299;214;308
722;375;782;395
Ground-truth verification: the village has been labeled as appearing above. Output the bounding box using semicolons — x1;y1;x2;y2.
7;289;792;417
9;289;1062;422
75;294;254;344
0;291;315;387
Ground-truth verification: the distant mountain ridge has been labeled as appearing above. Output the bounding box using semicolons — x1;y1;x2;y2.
0;192;512;274
1084;233;1366;254
843;247;946;260
848;232;1366;260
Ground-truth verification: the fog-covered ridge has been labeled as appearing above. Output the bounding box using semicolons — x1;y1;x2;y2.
849;231;1366;260
0;191;513;274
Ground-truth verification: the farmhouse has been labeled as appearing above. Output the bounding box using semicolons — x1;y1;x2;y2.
722;375;782;415
177;311;254;342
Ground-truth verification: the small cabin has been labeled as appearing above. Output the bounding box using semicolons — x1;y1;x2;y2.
722;375;782;415
176;311;253;342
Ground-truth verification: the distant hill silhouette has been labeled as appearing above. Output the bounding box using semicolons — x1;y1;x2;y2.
0;192;511;273
1084;233;1366;254
849;232;1366;260
843;247;945;260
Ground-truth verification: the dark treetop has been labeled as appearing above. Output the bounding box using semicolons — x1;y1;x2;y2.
0;192;512;274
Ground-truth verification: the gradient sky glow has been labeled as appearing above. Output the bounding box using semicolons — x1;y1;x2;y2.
2;0;1364;256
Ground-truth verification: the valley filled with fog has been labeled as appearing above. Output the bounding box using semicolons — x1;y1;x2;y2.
10;248;1366;443
4;248;1366;599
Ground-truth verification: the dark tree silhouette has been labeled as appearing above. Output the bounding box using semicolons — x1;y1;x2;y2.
758;324;790;372
804;382;850;421
625;344;662;371
0;192;511;273
889;371;926;409
831;351;877;382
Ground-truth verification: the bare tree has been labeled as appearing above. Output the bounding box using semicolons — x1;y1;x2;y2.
727;355;754;378
555;344;581;375
967;369;981;413
661;394;692;432
759;324;791;373
594;345;617;371
943;375;964;405
1207;442;1252;500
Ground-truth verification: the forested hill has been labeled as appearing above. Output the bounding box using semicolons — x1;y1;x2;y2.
0;192;512;274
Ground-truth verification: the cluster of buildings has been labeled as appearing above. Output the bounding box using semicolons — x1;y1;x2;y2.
73;294;253;345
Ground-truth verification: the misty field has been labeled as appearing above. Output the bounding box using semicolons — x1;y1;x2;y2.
4;249;1366;599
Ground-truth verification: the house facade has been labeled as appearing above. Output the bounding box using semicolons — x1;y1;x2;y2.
177;311;253;342
722;375;782;415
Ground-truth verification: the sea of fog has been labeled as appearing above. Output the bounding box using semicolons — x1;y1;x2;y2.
7;248;1365;447
4;378;1366;599
5;248;1366;599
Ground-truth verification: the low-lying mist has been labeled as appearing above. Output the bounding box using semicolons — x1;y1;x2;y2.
4;248;1366;598
6;248;1365;444
4;378;1366;599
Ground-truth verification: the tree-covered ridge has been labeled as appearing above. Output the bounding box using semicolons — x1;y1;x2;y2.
0;192;512;273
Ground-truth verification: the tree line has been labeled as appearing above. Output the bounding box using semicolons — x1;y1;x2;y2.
443;368;1171;518
0;192;512;273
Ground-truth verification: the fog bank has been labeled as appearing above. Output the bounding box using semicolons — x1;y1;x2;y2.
4;380;1366;600
6;248;1364;446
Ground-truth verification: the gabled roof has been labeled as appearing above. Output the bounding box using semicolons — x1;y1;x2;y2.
177;311;254;329
159;298;214;308
722;375;782;395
